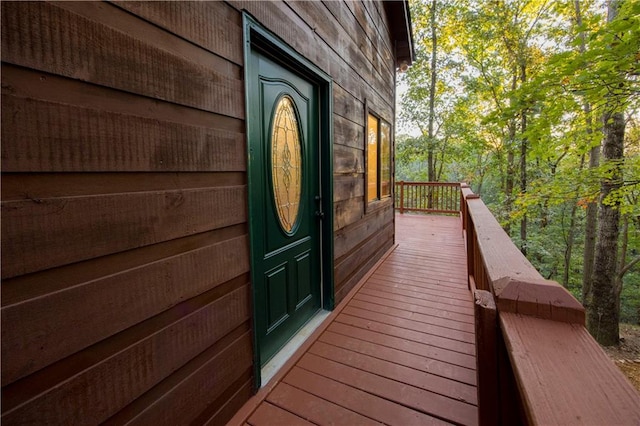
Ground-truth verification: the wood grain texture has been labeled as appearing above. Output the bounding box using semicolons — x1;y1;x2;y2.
103;331;252;425
334;110;365;149
284;367;449;426
2;285;250;425
335;239;394;305
493;276;585;324
298;352;477;425
333;84;366;126
329;318;475;370
334;144;364;174
2;186;247;278
286;1;394;96
1;223;247;306
1;172;245;201
345;0;394;64
1;2;243;118
334;174;365;202
2;94;246;172
112;1;243;65
319;330;476;385
2;236;249;385
202;378;253;426
334;197;365;231
308;340;477;404
227;0;394;115
349;295;475;332
335;222;394;285
334;206;394;259
248;402;314;426
1;64;243;131
266;382;382;426
500;313;640;425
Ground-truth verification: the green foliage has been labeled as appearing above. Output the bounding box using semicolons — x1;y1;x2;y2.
398;0;640;324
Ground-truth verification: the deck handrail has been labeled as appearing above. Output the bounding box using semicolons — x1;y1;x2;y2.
395;181;460;214
459;185;640;425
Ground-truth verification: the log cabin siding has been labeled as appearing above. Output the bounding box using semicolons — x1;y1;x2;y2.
1;0;402;423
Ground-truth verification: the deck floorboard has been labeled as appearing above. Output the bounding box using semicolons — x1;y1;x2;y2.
230;214;477;426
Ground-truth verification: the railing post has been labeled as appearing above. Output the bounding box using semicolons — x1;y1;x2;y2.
465;193;480;290
460;183;470;231
474;290;499;426
399;181;404;214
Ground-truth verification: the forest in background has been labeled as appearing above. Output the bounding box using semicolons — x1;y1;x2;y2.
396;0;639;344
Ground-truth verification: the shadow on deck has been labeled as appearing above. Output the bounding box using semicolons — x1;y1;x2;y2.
230;214;477;426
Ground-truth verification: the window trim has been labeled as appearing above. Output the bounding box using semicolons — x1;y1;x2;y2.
365;103;393;213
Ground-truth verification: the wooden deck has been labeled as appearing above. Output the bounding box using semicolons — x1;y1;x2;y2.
230;214;477;426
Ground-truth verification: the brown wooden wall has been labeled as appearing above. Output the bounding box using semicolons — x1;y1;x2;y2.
1;1;397;424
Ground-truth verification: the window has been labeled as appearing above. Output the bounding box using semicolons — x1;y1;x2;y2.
366;112;392;203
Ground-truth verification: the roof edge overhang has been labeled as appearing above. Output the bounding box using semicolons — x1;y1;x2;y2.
384;0;415;68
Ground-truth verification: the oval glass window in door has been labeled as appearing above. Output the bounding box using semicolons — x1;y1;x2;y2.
271;96;302;234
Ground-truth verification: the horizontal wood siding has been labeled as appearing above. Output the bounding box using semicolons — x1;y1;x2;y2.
1;1;250;424
1;0;398;423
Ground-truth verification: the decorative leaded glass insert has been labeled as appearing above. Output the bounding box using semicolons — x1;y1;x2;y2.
271;96;302;233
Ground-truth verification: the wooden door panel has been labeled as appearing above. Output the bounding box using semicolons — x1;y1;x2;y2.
248;50;322;365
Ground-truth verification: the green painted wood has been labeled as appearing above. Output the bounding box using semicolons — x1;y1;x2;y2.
244;15;334;388
247;49;322;367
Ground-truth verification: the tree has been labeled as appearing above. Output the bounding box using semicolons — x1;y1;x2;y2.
397;0;640;330
584;0;638;345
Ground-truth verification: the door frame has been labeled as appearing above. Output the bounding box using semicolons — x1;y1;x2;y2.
243;13;334;390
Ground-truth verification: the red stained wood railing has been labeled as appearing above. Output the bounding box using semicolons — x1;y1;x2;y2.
395;181;461;214
460;185;640;425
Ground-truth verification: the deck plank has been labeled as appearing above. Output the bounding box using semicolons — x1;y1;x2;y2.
308;340;478;404
297;353;477;426
266;382;382;426
364;281;473;306
366;277;473;300
230;214;477;425
335;312;476;356
354;291;475;321
284;367;450;426
318;330;476;385
247;402;313;426
348;297;475;332
327;320;476;369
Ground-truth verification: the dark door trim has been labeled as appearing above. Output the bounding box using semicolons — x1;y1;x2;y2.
243;13;334;390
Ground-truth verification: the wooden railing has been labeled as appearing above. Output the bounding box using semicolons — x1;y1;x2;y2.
395;181;460;214
459;183;640;425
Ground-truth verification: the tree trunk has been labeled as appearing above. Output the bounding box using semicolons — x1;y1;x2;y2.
562;153;585;289
585;0;625;346
582;132;599;306
427;0;437;207
562;202;579;288
520;63;528;255
614;214;629;315
504;70;518;236
587;110;624;345
575;0;599;307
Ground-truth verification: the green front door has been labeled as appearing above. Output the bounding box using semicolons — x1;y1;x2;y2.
247;49;322;366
